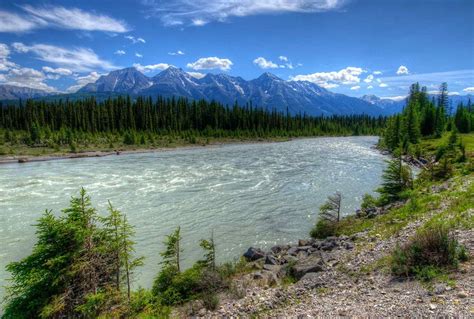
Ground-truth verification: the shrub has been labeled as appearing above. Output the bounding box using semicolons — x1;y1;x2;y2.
201;292;219;310
361;193;377;211
391;223;468;280
310;192;342;239
310;219;337;239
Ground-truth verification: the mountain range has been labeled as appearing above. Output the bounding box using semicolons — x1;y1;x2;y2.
1;66;472;116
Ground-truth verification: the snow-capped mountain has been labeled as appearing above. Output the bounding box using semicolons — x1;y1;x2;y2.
79;67;152;94
78;66;384;116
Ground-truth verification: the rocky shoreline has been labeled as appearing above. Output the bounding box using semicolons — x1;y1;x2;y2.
185;177;474;318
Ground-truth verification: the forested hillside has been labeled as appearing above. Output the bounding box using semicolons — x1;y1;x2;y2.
0;96;384;156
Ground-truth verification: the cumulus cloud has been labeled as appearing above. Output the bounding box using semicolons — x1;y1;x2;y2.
0;6;128;33
396;65;409;75
12;42;117;72
144;0;347;26
279;55;288;62
373;70;382;75
133;63;171;73
350;85;360;90
114;50;126;55
66;71;102;92
187;57;233;71
125;36;146;44
0;66;57;92
290;66;365;88
135;53;143;58
379;83;388;87
463;87;474;93
187;71;206;79
168;50;185;56
0;43;17;72
363;74;374;83
253;57;279;69
367;85;373;89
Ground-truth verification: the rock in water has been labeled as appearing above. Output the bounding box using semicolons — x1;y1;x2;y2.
243;247;265;261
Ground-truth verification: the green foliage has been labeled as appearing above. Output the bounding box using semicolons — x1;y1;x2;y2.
198;233;216;271
0;96;386;154
3;189;143;319
377;154;413;203
160;226;182;272
310;192;342;239
361;193;378;210
310;219;337;239
391;223;468;279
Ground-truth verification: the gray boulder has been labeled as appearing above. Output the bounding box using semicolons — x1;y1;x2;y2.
290;254;325;279
243;247;265;261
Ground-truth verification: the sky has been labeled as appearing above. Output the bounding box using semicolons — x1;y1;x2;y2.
0;0;473;98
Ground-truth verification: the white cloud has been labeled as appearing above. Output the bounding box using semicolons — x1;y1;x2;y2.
279;55;288;62
0;6;128;33
187;71;206;79
168;50;185;56
363;74;374;83
125;36;146;44
253;57;279;69
396;65;409;75
135;53;143;58
0;43;10;58
367;85;373;89
0;10;40;32
114;50;126;55
42;66;73;77
379;83;388;87
67;71;102;93
133;63;171;73
0;43;18;72
290;66;365;88
350;85;360;90
145;0;347;26
463;87;474;93
321;83;339;89
0;66;57;92
187;57;233;71
12;42;117;72
373;70;382;75
383;95;407;101
192;18;207;26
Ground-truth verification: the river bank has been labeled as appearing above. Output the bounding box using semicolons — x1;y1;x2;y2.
0;136;294;165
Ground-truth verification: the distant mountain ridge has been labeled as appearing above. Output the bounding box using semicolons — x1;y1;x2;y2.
0;84;53;100
2;67;472;116
77;66;383;116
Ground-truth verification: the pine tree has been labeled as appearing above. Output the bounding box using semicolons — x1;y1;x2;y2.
160;226;182;272
377;152;413;203
199;232;216;271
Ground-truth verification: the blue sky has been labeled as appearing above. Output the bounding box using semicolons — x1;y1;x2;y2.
0;0;473;98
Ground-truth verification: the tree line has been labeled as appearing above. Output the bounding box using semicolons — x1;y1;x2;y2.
382;82;473;152
0;96;385;140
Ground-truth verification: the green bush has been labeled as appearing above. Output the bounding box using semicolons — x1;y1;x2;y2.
361;193;377;211
152;265;204;306
201;292;219;311
391;223;468;280
310;219;337;239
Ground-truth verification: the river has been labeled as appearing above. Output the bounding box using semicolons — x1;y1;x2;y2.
0;136;386;297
